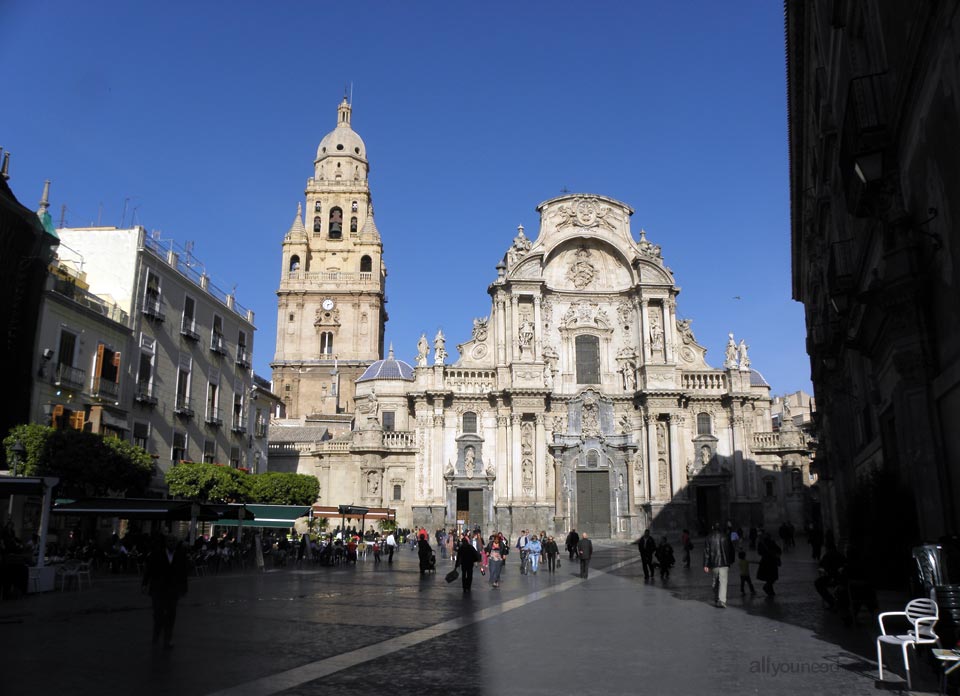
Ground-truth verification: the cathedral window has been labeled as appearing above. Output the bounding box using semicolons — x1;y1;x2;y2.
289;255;300;272
462;411;477;433
351;201;358;213
575;335;600;384
696;412;712;436
320;331;334;355
314;201;322;213
360;255;372;273
393;484;402;501
329;207;343;239
313;216;322;233
350;217;358;233
382;411;395;431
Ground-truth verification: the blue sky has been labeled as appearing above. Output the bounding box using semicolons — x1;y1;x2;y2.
1;1;811;396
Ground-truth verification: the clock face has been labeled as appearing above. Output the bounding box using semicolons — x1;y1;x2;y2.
322;299;335;311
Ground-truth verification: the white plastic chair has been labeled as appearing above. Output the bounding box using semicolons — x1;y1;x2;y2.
75;561;92;589
57;561;80;591
876;597;940;689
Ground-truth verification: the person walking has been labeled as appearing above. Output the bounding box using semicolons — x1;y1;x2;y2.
566;529;580;561
738;550;756;596
680;529;692;568
485;534;506;588
757;530;782;597
544;536;559;573
703;522;735;608
638;529;657;580
808;524;823;561
516;530;530;575
142;534;188;649
577;532;593;579
525;533;542;574
655;536;675;580
385;530;397;563
457;533;481;592
417;533;433;575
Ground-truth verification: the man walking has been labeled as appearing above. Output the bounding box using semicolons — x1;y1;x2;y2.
637;529;657;580
516;529;530;575
565;528;580;561
143;534;188;649
385;530;397;563
577;532;593;579
703;522;735;608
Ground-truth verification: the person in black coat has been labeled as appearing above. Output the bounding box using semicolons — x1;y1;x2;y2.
142;534;188;649
417;534;433;574
637;529;657;580
756;531;782;597
565;529;580;561
457;534;481;592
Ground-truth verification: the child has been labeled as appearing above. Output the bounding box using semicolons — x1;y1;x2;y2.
372;539;381;563
739;550;756;596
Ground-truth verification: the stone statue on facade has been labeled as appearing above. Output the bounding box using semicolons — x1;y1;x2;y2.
472;317;488;342
366;471;380;496
507;225;532;269
724;333;738;369
416;333;429;367
542;344;558;388
522;457;534;490
649;312;664;352
518;315;535;356
620;358;637;391
738;339;751;370
434;329;447;365
677;318;695;345
582;395;600;438
464;446;476;477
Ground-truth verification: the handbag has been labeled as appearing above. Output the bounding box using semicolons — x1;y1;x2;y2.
445;568;459;583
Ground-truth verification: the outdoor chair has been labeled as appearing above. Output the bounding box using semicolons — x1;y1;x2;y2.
877;597;940;689
56;560;81;591
75;561;92;589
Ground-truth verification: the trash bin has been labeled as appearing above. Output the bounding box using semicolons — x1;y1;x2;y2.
935;585;960;649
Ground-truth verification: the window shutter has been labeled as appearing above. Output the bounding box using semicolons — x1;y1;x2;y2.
70;410;86;430
95;344;106;378
113;351;122;368
52;404;64;427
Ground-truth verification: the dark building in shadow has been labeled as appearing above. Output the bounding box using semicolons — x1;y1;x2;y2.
0;154;59;458
787;1;960;581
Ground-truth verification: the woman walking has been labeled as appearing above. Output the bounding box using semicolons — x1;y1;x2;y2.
485;534;506;588
756;530;782;596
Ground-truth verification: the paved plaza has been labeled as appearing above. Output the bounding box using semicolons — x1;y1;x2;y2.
0;541;942;695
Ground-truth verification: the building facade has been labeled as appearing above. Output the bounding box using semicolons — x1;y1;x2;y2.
787;1;960;558
53;227;257;490
271;100;813;537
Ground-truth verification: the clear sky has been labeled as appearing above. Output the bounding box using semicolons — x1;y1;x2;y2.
1;1;811;396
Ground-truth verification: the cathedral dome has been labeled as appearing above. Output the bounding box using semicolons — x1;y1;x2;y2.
316;98;366;162
356;346;414;383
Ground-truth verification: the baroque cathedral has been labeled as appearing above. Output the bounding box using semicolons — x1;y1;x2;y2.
270;99;815;539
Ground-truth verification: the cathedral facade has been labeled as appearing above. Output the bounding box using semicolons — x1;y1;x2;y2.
270;100;815;539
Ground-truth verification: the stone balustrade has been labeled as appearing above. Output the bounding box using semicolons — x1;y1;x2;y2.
681;371;727;391
445;369;497;394
383;431;416;448
752;430;809;451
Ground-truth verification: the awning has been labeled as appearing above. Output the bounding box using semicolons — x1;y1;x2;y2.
213;503;311;529
312;505;396;520
0;476;54;496
52;498;255;522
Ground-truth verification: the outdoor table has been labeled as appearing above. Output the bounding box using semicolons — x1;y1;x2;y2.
933;648;960;695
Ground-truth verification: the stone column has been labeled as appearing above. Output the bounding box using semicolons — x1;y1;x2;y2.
511;413;522;502
668;414;681;498
496;414;509;499
535;413;546;500
646;414;659;500
433;413;445;504
731;412;746;500
509;295;519;364
496;294;506;366
533;296;543;362
632;297;644;366
664;297;677;364
639;300;651;364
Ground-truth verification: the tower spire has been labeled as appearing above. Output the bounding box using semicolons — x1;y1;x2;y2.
337;97;352;127
38;179;51;216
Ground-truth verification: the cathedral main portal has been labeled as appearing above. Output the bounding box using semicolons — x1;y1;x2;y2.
576;470;611;538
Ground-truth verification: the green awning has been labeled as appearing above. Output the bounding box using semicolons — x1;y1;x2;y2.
52;498;254;522
213;503;310;529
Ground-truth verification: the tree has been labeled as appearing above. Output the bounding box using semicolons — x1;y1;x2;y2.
249;471;320;506
4;424;153;498
165;461;252;503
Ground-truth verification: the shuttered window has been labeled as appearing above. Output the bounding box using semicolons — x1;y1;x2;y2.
575;335;600;384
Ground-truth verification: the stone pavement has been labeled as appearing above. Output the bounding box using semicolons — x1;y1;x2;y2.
0;541;944;695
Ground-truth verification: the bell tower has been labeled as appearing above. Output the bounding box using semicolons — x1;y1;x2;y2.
271;98;387;419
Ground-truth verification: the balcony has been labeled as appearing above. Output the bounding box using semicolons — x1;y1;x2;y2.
235;347;250;369
839;73;889;216
174;395;194;418
134;381;158;406
231;417;247;435
205;407;223;427
142;295;165;322
210;333;227;356
180;319;199;342
254;422;267;439
92;376;120;400
54;364;85;390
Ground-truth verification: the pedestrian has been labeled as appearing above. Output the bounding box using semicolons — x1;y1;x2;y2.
756;530;782;597
516;530;530;575
808;524;823;560
544;536;559;573
703;522;735;608
577;532;593;579
445;531;455;563
525;533;542;574
566;529;580;561
417;533;434;575
814;540;844;609
680;529;692;568
638;529;657;580
385;530;397;563
738;550;756;596
457;533;481;592
142;534;188;649
655;536;675;580
297;532;309;567
748;526;758;551
372;538;382;563
437;529;447;559
485;534;506;588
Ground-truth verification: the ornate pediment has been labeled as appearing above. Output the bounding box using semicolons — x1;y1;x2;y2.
554;196;619;232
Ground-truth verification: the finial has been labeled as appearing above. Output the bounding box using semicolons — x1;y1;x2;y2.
388;343;394;359
38;179;51;215
296;201;302;217
1;151;9;181
639;228;647;241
